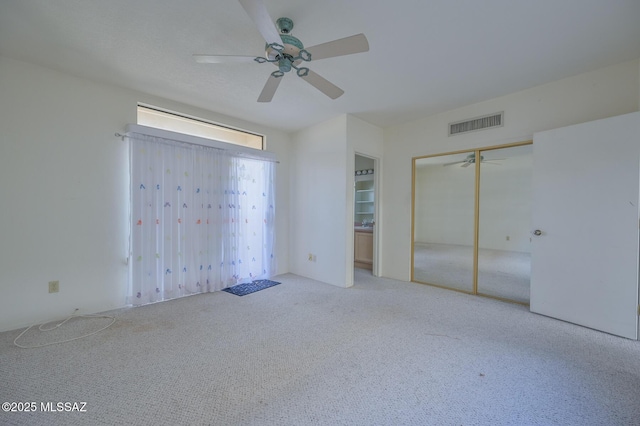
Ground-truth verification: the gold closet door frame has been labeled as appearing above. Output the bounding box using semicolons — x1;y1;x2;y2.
411;140;532;304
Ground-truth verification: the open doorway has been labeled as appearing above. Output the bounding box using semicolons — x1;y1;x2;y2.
354;153;378;275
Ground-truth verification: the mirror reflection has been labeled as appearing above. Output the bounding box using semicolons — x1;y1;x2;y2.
413;152;475;292
477;145;532;303
412;143;532;304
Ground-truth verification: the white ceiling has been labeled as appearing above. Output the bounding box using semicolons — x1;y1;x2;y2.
1;0;639;132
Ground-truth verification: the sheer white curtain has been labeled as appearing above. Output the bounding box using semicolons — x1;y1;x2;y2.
220;156;275;284
128;133;275;305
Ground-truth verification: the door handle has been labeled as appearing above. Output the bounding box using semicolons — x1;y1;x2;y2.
533;229;543;236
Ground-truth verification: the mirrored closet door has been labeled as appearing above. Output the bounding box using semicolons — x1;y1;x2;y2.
412;142;532;304
412;152;476;293
477;144;532;303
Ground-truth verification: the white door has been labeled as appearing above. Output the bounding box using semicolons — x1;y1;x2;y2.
530;112;639;339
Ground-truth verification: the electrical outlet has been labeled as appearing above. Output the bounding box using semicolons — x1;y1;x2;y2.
48;281;59;293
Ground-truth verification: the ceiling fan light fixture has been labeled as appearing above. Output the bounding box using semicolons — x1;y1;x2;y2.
267;42;285;53
296;67;309;77
271;70;284;78
298;49;311;62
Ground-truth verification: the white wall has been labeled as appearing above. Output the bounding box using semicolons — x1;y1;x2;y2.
288;114;383;287
0;55;292;332
290;116;348;287
382;59;640;281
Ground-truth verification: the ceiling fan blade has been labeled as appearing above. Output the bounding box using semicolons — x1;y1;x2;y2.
193;54;257;63
305;33;369;61
300;70;344;99
442;161;464;166
238;0;281;46
461;162;472;168
257;74;282;102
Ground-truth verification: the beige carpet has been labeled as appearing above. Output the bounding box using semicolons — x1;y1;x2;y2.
1;269;639;425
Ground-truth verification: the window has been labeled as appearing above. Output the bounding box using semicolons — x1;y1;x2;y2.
137;105;264;150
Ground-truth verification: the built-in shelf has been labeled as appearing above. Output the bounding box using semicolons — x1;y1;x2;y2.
355;174;374;183
355;176;374;222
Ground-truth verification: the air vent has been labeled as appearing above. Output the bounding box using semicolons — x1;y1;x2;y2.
449;112;504;136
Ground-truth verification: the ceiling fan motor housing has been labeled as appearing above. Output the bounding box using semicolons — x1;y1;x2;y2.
465;153;484;163
265;34;303;59
265;18;304;62
263;18;311;76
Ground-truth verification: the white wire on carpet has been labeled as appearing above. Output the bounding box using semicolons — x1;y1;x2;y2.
13;309;116;349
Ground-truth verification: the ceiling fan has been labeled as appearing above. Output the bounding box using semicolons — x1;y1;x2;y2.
193;0;369;102
443;153;504;168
